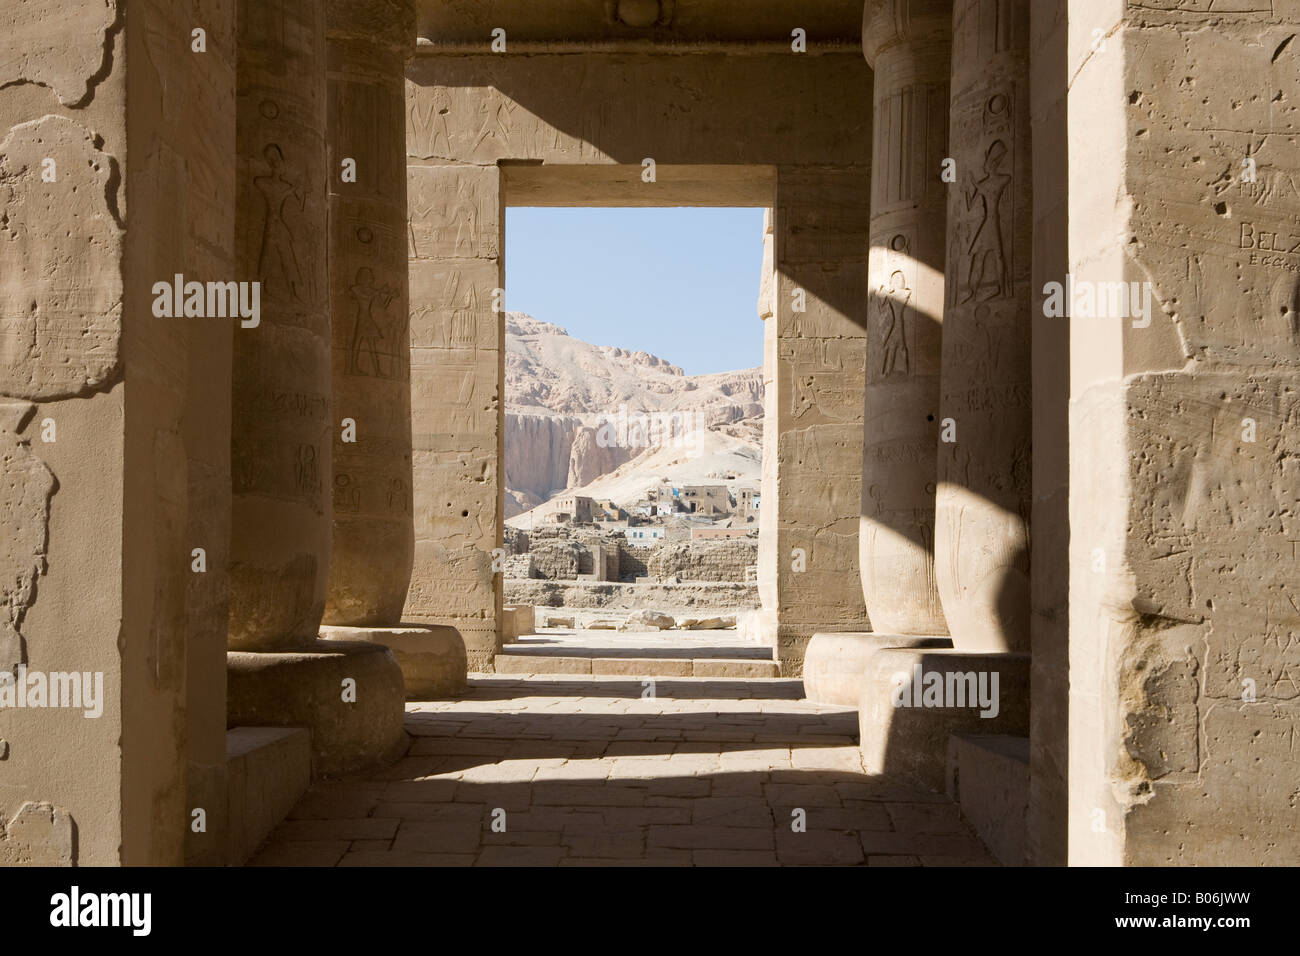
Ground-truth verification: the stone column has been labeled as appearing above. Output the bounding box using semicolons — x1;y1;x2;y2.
226;0;406;776
934;0;1032;656
805;0;954;705
859;0;1034;790
317;0;467;699
858;0;952;640
1067;0;1300;866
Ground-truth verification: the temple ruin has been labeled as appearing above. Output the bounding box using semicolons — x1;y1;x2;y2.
0;0;1295;868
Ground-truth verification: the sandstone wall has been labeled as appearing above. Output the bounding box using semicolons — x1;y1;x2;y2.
0;0;234;864
406;51;873;671
1068;0;1300;865
404;161;504;670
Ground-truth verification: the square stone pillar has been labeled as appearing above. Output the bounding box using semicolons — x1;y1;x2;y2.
1068;0;1300;865
771;167;873;674
0;0;234;865
404;161;505;672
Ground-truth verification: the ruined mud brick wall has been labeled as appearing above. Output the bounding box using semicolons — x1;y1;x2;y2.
405;51;872;673
1068;0;1300;865
649;540;759;583
0;0;235;864
617;542;652;580
529;540;583;580
503;553;534;579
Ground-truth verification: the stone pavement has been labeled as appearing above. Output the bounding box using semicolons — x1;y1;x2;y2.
250;674;998;866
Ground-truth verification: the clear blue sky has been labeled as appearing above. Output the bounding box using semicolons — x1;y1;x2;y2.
505;207;766;376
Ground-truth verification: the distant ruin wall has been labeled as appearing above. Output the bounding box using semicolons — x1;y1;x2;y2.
649;540;758;583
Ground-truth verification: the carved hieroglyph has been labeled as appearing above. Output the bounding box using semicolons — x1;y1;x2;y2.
934;0;1032;653
229;0;332;650
0;403;55;670
0;115;122;400
860;0;952;636
323;0;416;626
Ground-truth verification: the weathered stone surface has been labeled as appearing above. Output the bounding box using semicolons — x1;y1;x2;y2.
0;115;122;400
319;623;467;699
228;640;408;776
680;616;736;631
860;647;1030;791
1068;0;1300;866
0;404;55;670
934;0;1032;654
228;0;332;650
619;609;675;631
803;632;951;706
946;733;1029;866
859;0;952;637
501;604;535;641
0;801;74;865
324;0;416;627
0;0;118;106
225;727;311;865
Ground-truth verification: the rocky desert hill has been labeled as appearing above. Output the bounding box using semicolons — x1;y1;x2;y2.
504;312;763;520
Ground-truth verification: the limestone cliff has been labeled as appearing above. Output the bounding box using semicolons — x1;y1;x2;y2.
505;312;762;512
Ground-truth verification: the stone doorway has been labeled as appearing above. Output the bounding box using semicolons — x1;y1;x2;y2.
496;202;774;678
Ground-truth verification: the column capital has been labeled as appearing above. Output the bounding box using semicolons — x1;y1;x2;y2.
327;0;417;55
861;0;953;68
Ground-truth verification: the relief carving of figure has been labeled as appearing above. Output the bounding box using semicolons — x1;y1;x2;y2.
960;139;1012;303
348;267;398;378
876;270;911;377
255;144;308;303
294;443;320;499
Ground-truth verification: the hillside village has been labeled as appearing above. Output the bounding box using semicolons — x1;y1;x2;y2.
502;313;764;598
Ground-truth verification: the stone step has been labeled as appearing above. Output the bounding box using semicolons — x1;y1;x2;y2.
493;654;780;678
945;733;1029;866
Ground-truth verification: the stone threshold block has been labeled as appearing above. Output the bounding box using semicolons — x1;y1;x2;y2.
319;624;467;700
502;606;536;644
228;640;408;777
802;633;951;706
946;733;1029;867
224;727;311;866
859;648;1030;792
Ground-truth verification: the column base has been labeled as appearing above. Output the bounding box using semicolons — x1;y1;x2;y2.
803;632;951;706
227;639;408;778
319;624;467;700
859;648;1030;791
